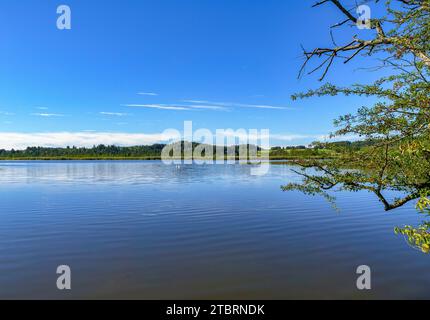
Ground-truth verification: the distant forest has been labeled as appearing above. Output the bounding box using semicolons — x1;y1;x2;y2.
0;140;371;160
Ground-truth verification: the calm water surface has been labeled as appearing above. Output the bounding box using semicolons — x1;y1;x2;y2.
0;161;428;299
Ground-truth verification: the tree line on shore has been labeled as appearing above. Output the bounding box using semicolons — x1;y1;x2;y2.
0;140;369;160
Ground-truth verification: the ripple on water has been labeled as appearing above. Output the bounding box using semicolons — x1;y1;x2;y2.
0;161;428;299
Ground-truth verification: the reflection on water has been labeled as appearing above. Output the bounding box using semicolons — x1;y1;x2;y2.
0;161;429;299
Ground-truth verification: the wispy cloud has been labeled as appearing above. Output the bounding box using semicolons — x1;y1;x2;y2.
123;94;289;112
100;112;129;116
214;131;360;144
183;100;208;104
0;130;362;150
183;100;289;110
31;113;64;117
123;104;190;111
138;92;158;96
36;107;49;110
0;111;15;116
123;103;228;111
186;105;228;111
122;100;285;112
0;132;178;150
271;134;318;141
245;105;287;110
217;131;312;142
314;134;361;142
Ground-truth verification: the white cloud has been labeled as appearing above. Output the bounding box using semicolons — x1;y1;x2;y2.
0;130;360;150
183;100;208;104
218;131;360;144
314;134;361;142
246;105;287;110
271;134;318;141
270;134;361;143
0;132;178;150
138;92;158;96
215;131;314;143
124;103;229;111
124;100;283;112
31;113;64;117
186;105;228;111
183;100;289;110
100;112;129;116
0;111;15;116
123;104;191;111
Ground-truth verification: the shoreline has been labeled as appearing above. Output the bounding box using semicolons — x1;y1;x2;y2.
0;157;331;161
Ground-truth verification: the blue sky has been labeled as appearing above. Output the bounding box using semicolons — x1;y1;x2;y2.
0;0;385;148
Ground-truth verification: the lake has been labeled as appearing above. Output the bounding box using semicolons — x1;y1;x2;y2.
0;161;428;299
